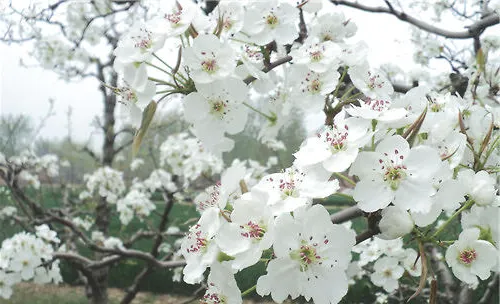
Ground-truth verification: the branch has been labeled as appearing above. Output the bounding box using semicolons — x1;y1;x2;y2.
330;1;499;39
330;206;363;224
243;56;293;84
426;245;455;301
478;274;499;304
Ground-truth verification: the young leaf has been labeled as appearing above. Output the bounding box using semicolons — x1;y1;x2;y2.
132;101;157;156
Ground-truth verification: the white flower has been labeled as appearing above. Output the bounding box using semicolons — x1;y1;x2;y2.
294;110;371;173
309;12;357;43
0;271;14;299
254;166;339;215
243;0;299;46
289;65;340;113
9;252;41;280
113;23;166;63
462;205;499;247
350;135;442;213
445;228;498;286
458;169;497;206
370;256;404;292
184;78;248;155
345;98;407;123
290;41;341;73
202;262;242;304
183;34;236;84
149;0;197;37
349;64;394;99
103;237;124;250
194;161;246;213
216;190;274;270
256;205;355;304
35;225;60;244
181;208;222;284
210;0;245;36
378;206;414;240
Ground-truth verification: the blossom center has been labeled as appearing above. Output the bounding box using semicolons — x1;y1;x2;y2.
458;248;477;266
133;29;152;50
323;126;348;152
165;10;182;25
209;99;228;119
383;269;393;277
265;13;279;28
384;166;407;190
367;72;384;90
201;59;218;74
201;285;227;304
291;242;322;271
240;221;266;240
365;98;390;112
186;224;209;254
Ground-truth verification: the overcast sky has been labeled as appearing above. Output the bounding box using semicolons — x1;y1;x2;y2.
0;4;435;150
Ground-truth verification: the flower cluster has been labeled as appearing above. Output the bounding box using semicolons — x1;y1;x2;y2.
0;228;62;299
80;167;126;204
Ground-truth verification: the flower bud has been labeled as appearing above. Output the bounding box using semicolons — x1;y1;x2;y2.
378;206;414;240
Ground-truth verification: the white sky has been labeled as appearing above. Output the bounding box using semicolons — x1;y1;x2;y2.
0;3;444;150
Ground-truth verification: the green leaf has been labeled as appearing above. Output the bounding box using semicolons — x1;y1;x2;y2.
132;101;157;156
476;47;486;72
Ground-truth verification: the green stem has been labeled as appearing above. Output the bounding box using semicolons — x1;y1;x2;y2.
241;285;256;297
145;61;173;76
243;102;275;121
334;173;356;186
148;77;177;88
340;85;356;101
430;200;474;240
333;66;348;98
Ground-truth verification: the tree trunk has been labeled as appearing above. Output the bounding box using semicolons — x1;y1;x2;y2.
88;66;118;304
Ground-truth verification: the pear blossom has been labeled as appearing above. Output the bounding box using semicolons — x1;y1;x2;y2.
457;169;497;206
345;98;407;122
349;64;394;99
0;271;14;299
290;41;341;73
183;78;248;155
350;135;442;213
194;161;246;213
183;34;236;84
294;110;371;173
378;206;414;240
462;205;499;247
309;12;357;43
254;166;339;215
113;23;166;64
370;256;404;292
35;224;60;243
445;228;498;286
149;0;197;37
181;208;222;284
242;0;299;46
210;1;245;36
201;262;242;304
289;65;340;113
216;190;274;270
9;252;41;280
256;205;355;304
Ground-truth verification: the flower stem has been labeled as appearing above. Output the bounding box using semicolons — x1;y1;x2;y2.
334;173;356;186
241;285;256;297
333;66;348;98
429;200;474;240
243;102;275;121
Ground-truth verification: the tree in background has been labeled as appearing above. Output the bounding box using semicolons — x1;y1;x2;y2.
0;1;499;304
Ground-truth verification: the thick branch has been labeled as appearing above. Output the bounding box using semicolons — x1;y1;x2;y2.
330;206;363;224
243;56;293;84
479;274;499;304
330;1;499;39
